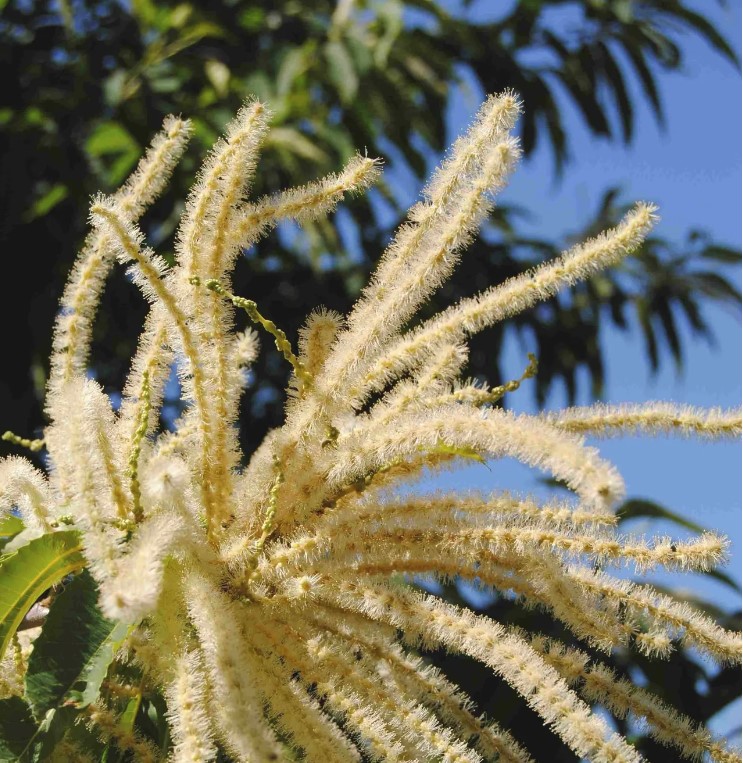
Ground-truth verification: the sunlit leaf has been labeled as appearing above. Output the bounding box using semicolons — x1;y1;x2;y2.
0;530;84;663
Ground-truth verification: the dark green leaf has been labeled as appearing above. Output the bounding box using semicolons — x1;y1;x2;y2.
0;697;37;760
26;569;131;717
617;499;707;534
673;7;739;65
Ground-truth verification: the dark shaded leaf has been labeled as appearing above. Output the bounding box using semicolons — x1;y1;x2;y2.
0;697;36;761
25;569;131;718
617;498;706;534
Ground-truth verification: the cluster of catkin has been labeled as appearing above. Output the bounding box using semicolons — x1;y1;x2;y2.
1;93;741;762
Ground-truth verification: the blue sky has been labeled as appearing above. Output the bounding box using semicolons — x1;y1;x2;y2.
404;0;742;739
441;0;742;597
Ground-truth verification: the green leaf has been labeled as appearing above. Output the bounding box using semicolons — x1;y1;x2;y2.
267;127;329;164
22;706;78;763
25;569;129;717
617;499;706;534
0;530;84;664
324;40;358;103
0;515;24;554
119;692;143;732
86;122;139;158
24;184;68;222
673;7;739;66
704;568;741;593
277;47;310;98
0;697;37;760
0;515;24;538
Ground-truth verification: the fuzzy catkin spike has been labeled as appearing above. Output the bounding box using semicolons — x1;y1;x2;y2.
531;635;740;763
5;92;736;763
543;402;742;439
48;116;191;393
165;649;218;763
354;202;658;404
127;370;151;522
0;456;54;530
298;308;344;378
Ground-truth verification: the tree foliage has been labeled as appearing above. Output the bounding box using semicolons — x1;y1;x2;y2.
0;0;739;450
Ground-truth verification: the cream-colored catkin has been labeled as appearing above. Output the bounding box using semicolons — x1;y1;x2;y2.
98;510;195;622
330;405;625;513
116;311;172;478
354;203;657;405
48;116;191;395
542;402;742;439
325;581;643;763
319;94;521;390
278;612;482;763
246;643;361;763
90;202;222;533
569;566;742;663
0;456;54;531
45;380;124;581
10;90;738;763
305;605;534;763
531;636;740;763
184;572;284;761
165;649;218;763
297;308;344;379
245;614;407;762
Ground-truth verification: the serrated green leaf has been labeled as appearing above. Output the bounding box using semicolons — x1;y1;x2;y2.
22;706;78;763
0;530;84;664
25;569;130;717
0;697;37;760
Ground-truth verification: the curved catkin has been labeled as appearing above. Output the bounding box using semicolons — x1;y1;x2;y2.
542;402;742;439
0;456;54;531
48;116;192;395
531;636;738;763
325;582;642;763
185;572;284;760
4;92;737;763
329;405;625;513
354;203;657;405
